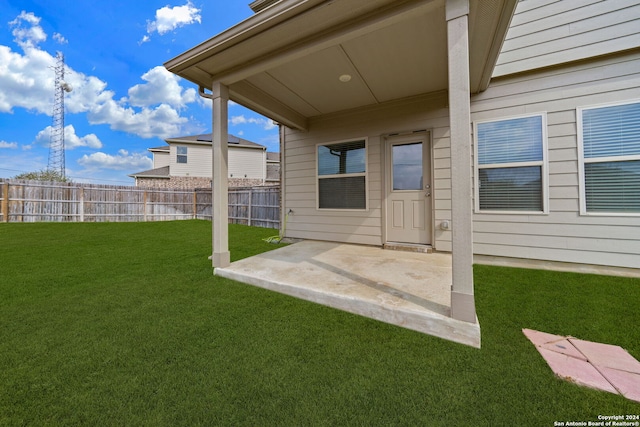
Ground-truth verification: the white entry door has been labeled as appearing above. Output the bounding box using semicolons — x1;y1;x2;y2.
385;134;432;244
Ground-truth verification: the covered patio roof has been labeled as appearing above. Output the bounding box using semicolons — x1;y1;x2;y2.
165;0;516;130
165;0;519;338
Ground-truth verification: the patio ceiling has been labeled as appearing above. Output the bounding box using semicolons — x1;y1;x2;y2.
165;0;516;130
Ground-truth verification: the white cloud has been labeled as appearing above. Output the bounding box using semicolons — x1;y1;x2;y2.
230;115;277;130
0;140;18;149
128;66;195;109
77;149;153;171
34;124;103;150
142;1;201;42
0;11;198;140
10;11;46;49
87;101;188;139
53;32;67;44
0;44;55;114
64;74;113;114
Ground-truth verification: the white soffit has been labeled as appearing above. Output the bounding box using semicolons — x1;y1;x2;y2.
252;5;448;116
166;0;517;128
342;5;448;103
266;45;377;115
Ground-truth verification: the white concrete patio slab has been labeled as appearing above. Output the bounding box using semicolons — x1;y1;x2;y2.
215;240;480;348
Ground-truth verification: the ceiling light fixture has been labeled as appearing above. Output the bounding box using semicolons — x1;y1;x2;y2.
339;74;352;83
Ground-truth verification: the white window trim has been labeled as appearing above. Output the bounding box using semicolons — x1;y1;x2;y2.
473;112;549;215
577;99;640;217
176;145;188;164
316;137;368;211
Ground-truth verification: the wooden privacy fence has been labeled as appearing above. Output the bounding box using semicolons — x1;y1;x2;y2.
195;186;280;229
0;180;280;229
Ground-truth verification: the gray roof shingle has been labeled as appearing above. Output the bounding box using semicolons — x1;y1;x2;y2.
128;165;170;178
165;134;265;149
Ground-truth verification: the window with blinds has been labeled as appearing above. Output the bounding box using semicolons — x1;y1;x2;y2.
474;114;547;213
579;101;640;214
177;146;187;164
317;140;366;210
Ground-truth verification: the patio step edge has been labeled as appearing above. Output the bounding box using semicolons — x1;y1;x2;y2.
215;267;480;348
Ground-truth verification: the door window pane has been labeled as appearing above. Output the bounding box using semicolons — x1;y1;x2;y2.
392;142;422;190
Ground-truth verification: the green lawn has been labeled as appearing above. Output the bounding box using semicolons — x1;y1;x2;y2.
1;221;639;426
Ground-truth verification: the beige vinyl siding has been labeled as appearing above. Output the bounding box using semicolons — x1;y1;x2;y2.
170;144;212;177
494;0;640;77
228;146;265;180
283;92;451;248
471;50;640;269
153;151;170;169
169;144;265;179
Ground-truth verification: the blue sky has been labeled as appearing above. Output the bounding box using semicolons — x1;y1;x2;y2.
0;0;279;184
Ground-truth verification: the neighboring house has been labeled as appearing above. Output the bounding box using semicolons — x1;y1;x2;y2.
129;134;280;188
266;151;281;182
165;0;640;327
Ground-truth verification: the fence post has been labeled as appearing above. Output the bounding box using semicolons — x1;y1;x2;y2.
193;189;197;220
143;190;148;222
247;189;252;226
2;182;8;222
79;187;85;222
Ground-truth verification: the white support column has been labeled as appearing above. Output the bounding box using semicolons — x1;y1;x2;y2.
446;0;476;323
212;82;230;268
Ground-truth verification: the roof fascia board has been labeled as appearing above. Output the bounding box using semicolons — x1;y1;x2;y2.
474;0;517;92
231;81;309;130
250;0;281;13
228;144;267;150
165;137;266;149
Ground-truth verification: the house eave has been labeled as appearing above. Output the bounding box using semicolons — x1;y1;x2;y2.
129;175;170;179
164;0;326;83
471;0;517;93
249;0;283;13
165;134;267;150
165;0;517;130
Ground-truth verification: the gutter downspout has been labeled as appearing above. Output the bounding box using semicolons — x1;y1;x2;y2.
199;86;213;100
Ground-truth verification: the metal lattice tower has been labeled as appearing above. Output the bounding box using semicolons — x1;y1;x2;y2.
47;52;69;178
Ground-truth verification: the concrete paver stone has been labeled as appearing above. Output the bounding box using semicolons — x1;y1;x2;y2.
523;329;640;403
541;339;588;361
569;338;640;374
599;367;640;402
537;348;618;393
